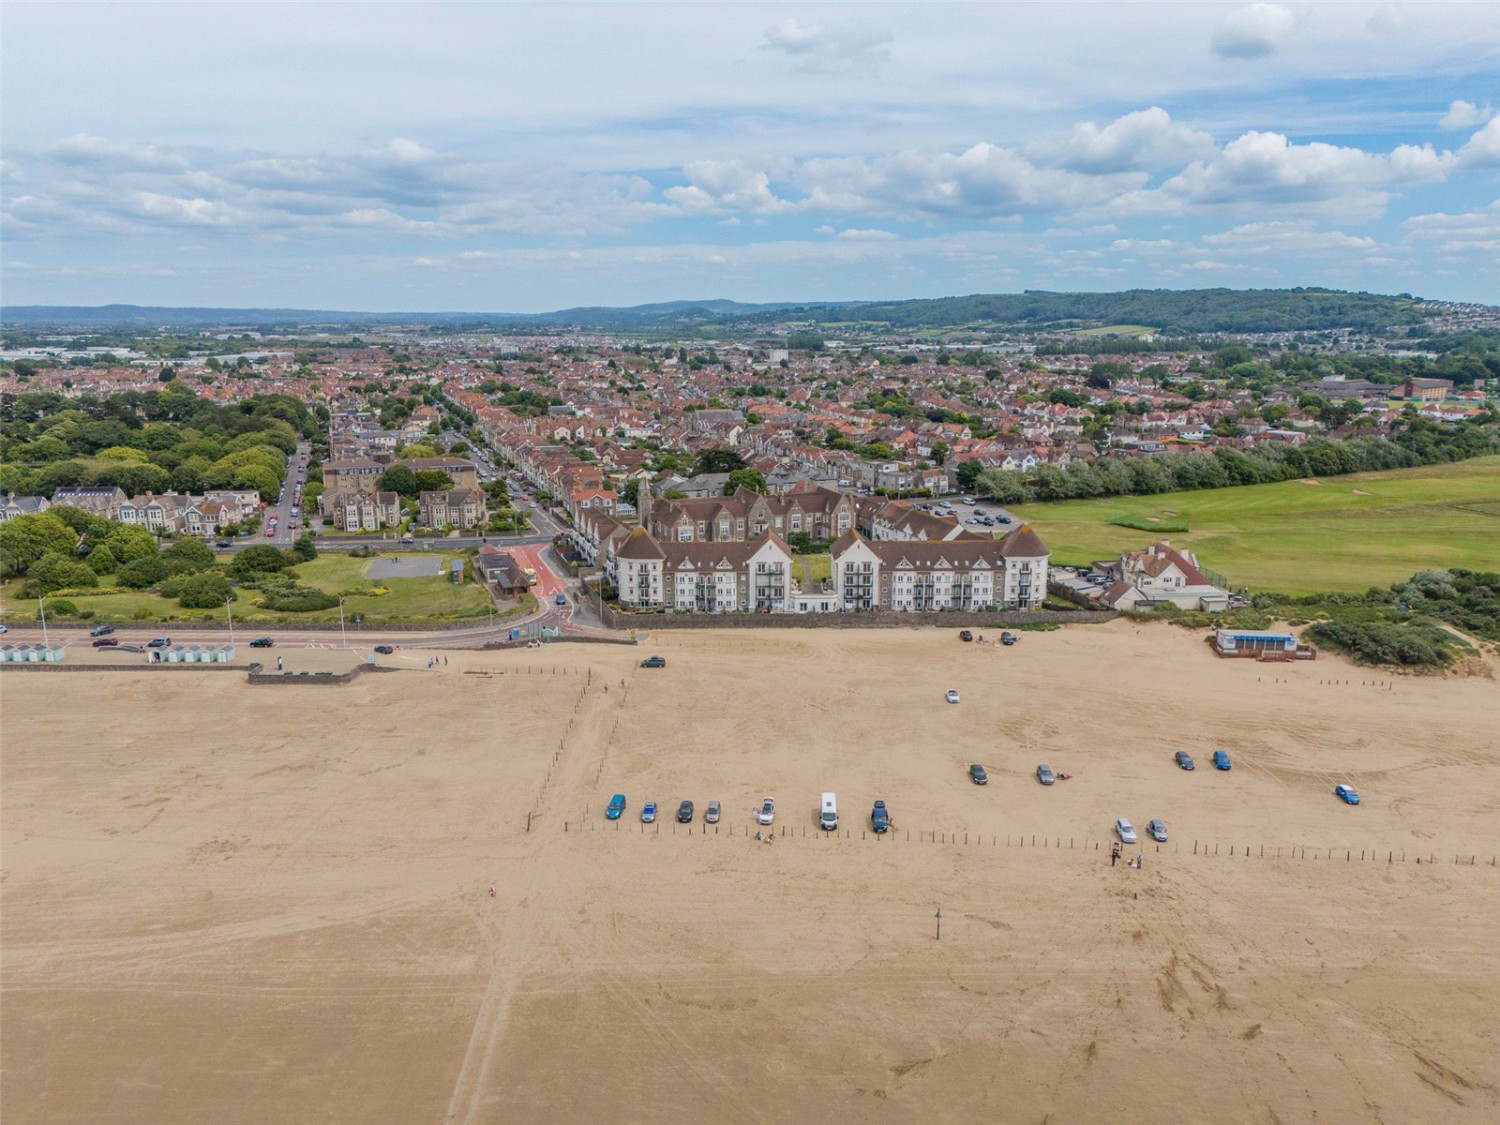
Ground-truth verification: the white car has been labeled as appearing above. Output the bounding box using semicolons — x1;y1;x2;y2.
946;689;960;704
757;796;776;825
1115;818;1138;845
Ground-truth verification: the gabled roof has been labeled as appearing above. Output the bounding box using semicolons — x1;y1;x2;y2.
616;526;667;560
996;523;1049;558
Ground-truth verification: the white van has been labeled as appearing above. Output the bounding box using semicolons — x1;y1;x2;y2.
820;792;838;831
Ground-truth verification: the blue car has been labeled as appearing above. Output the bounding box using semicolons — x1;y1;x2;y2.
606;794;626;820
641;801;657;824
1335;784;1360;805
1212;749;1232;771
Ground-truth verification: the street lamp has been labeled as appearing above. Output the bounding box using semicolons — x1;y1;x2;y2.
37;597;48;647
338;596;347;650
225;595;235;646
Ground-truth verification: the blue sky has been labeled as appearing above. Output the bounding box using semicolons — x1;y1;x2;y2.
2;2;1497;311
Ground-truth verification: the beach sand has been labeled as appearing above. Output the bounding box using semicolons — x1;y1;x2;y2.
3;621;1496;1123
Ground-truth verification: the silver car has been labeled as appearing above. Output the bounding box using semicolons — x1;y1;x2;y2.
1115;818;1138;845
1147;818;1167;843
705;800;721;824
757;796;776;825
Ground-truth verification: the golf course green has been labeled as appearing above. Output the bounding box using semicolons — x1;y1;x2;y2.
1012;455;1500;594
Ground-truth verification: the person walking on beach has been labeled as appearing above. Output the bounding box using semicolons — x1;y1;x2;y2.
1111;842;1121;867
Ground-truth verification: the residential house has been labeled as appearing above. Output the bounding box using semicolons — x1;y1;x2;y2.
1097;541;1229;612
0;495;51;521
321;490;402;531
418;489;487;529
611;527;795;613
51;486;127;520
827;525;1049;612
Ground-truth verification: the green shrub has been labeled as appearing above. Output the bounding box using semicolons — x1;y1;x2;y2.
258;584;339;612
1107;515;1190;533
45;598;79;617
177;571;233;609
1305;620;1456;668
118;556;170;588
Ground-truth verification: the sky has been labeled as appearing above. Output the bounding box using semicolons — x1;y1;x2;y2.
2;1;1498;312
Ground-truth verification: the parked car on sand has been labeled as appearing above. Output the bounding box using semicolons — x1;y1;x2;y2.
1116;818;1138;844
1213;749;1232;770
1148;818;1168;842
969;763;988;785
1335;784;1361;805
606;794;626;820
757;796;776;825
1036;764;1055;785
1174;751;1196;771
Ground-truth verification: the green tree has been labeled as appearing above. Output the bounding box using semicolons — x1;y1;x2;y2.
292;532;317;562
177;571;233;609
723;468;768;495
377;464;419;499
413;469;456;493
955;459;984;493
86;543;118;575
692;448;749;475
232;544;294;578
26;552;99;593
0;512;77;578
117;556;170;588
930;441;950;466
161;538;216;575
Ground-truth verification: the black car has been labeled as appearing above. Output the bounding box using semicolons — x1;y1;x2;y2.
248;637;275;648
214;540;232;549
147;637;171;648
959;630;973;642
640;655;666;668
1174;751;1196;771
676;799;694;823
373;644;394;654
90;624;115;637
969;763;988;785
1001;632;1017;645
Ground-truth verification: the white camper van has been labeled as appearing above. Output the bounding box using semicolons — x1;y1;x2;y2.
820;792;838;831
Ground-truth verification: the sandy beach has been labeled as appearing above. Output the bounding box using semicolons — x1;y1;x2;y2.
3;621;1496;1123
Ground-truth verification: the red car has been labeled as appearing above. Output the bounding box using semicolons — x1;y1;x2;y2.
92;637;120;647
265;526;275;537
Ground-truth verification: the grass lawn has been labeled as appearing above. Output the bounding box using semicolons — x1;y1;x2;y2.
799;553;833;584
1009;455;1500;595
3;552;496;625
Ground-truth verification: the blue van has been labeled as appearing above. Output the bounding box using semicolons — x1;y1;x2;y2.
606;794;626;820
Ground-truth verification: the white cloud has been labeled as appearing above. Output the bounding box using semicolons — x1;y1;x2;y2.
1029;108;1216;174
1121;130;1455;219
1439;99;1493;130
1403;202;1500;254
49;133;189;172
1211;4;1297;60
412;257;445;267
1456;117;1500;168
837;228;899;241
761;18;892;72
665;160;791;214
1202;221;1377;253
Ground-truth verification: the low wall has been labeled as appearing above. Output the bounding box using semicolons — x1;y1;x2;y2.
1;661;264;674
246;663;400;685
597;604;1118;631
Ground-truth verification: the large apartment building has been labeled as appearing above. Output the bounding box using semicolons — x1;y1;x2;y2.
641;481;855;544
606;522;1049;614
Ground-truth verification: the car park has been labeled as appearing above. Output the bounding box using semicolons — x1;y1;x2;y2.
1036;764;1055;785
757;796;776;825
641;801;657;824
959;630;973;642
606;794;626;820
969;763;988;785
1213;749;1232;770
640;655;666;668
1335;784;1361;805
249;637;275;648
373;644;394;654
147;637;171;648
705;800;721;824
1115;818;1138;844
871;800;890;832
1174;751;1196;771
1147;818;1168;843
90;624;115;637
677;799;694;823
946;689;961;704
92;637;120;647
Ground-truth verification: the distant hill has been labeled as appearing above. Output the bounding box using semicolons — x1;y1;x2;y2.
0;289;1445;335
0;299;826;332
722;288;1434;336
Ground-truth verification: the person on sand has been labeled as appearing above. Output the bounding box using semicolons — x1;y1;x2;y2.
488;885;496;898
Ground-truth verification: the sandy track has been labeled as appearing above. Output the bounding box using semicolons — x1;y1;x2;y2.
2;623;1496;1123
